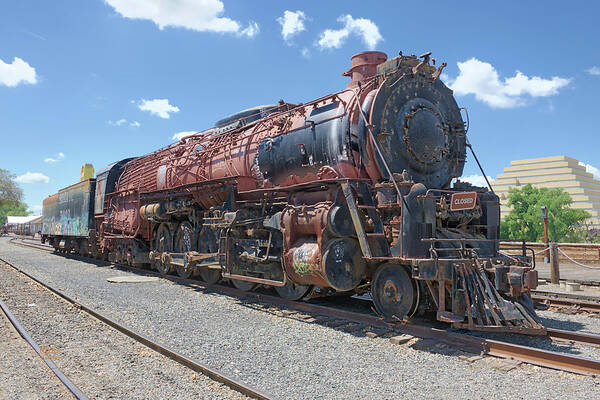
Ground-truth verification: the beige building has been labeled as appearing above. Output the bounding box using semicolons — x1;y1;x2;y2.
492;156;600;228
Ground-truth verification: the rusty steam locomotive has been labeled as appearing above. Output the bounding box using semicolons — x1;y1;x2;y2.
42;50;542;334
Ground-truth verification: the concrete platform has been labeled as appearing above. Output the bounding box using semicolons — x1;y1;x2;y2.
534;261;600;286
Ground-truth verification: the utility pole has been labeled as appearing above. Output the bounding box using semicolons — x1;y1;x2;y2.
541;206;549;263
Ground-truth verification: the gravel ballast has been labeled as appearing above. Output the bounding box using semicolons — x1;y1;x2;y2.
0;259;248;400
0;300;75;400
2;237;600;399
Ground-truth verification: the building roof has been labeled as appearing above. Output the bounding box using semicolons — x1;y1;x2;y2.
4;215;41;225
29;215;43;224
492;155;600;227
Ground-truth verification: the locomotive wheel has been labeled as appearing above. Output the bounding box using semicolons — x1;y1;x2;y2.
154;223;173;275
274;279;311;301
371;264;418;320
174;222;195;278
197;226;221;284
199;268;221;284
231;276;257;291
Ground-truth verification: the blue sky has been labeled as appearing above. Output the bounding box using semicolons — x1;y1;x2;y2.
1;0;599;213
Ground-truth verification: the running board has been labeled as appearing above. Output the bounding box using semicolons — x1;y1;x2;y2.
221;272;286;287
149;251;219;268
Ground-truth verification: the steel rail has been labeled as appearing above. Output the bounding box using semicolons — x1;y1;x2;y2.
8;237;600;376
0;297;89;400
532;290;600;313
484;338;600;375
533;295;600;313
546;328;600;347
0;255;275;400
532;289;600;302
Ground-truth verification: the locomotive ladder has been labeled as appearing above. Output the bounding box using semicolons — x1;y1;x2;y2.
340;181;388;259
217;230;228;268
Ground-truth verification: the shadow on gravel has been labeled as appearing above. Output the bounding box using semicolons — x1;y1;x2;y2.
58;253;113;269
29;247;594;361
537;315;587;332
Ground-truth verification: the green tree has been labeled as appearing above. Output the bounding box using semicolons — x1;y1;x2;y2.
500;184;590;242
0;201;31;224
0;169;23;204
0;169;31;224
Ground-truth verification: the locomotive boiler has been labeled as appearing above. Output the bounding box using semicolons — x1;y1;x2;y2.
42;50;543;334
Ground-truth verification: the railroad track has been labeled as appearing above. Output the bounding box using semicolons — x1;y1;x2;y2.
6;237;600;376
0;247;274;400
0;295;89;400
532;290;600;314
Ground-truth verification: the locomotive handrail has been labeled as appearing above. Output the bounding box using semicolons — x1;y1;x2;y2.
498;249;537;269
424;188;488;197
181;88;357;145
424;237;536;269
176;104;350;158
421;237;499;261
466;138;495;194
139;176;240;196
498;238;537;269
421;238;498;242
238;178;372;195
353;87;412;214
430;247;489;259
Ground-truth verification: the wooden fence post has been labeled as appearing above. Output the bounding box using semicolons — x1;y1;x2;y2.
550;242;560;284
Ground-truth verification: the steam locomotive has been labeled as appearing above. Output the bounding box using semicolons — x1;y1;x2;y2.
42;50;543;334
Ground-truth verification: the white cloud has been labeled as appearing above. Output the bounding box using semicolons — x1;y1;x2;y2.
105;0;258;37
15;172;49;184
239;21;259;38
448;58;571;108
580;162;600;180
109;118;141;127
23;30;46;41
317;15;382;50
301;47;311;59
109;118;128;126
44;152;65;163
138;99;180;119
172;130;197;141
586;66;600;76
459;174;492;187
0;57;37;87
277;10;307;42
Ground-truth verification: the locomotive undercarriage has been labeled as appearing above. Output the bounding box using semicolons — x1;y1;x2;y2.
119;177;544;335
41;50;544;335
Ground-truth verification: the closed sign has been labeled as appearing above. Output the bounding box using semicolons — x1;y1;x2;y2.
450;192;478;211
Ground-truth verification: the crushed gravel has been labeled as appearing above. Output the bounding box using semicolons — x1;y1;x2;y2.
538;309;600;335
0;300;75;400
2;236;600;399
0;259;248;400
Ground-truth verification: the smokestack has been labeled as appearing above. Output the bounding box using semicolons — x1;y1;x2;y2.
342;51;387;88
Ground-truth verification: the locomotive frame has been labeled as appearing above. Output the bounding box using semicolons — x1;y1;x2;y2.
42;50;543;335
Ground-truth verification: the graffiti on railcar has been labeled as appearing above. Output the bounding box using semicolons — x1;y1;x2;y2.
42;180;93;237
